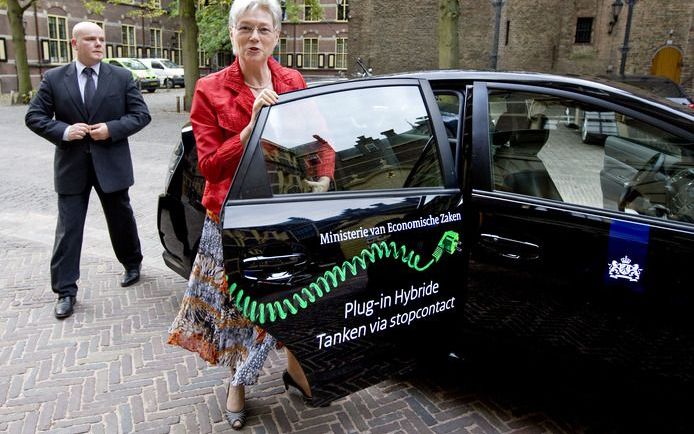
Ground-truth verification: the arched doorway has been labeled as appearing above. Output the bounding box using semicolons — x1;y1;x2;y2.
651;46;682;83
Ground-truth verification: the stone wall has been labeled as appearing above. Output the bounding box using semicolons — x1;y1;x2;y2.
349;0;694;94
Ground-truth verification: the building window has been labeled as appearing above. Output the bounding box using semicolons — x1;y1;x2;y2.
505;20;510;46
337;0;349;21
335;37;347;69
171;31;182;64
303;1;317;21
199;49;210;67
91;21;104;29
150;28;162;57
122;25;136;57
47;15;69;64
275;38;289;65
303;38;318;68
575;17;593;44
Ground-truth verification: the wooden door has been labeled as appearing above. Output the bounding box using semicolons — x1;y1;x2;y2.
651;46;682;83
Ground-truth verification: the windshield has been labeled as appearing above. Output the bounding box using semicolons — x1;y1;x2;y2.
121;59;148;70
161;60;181;68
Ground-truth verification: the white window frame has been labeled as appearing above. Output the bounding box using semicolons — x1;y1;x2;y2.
122;25;136;57
335;37;347;70
303;37;319;68
171;31;182;64
47;15;70;64
337;0;349;21
303;1;318;22
150;28;162;57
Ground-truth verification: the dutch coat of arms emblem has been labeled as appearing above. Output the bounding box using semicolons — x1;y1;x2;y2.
608;255;642;282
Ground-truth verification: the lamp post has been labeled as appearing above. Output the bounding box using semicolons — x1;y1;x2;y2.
490;0;505;70
618;0;636;76
607;0;623;34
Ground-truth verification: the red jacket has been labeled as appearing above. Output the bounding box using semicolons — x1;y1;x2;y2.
190;57;306;215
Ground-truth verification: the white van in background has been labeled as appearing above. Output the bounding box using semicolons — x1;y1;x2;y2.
140;58;185;89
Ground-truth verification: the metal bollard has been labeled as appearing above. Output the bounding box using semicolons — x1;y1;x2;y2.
176;96;180;113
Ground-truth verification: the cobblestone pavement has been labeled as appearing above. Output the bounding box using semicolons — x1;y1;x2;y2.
0;89;648;433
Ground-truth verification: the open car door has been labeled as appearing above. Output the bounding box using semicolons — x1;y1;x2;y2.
221;79;466;406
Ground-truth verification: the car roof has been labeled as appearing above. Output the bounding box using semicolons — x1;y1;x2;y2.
350;69;693;126
104;57;146;64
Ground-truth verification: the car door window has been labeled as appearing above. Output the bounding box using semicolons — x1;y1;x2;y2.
259;86;444;194
488;89;694;224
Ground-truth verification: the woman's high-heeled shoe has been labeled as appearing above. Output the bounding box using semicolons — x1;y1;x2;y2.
282;370;311;402
224;383;247;430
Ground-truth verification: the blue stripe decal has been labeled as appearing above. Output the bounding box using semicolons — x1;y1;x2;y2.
605;220;649;293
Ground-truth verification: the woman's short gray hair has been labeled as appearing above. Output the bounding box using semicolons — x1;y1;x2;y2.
228;0;283;31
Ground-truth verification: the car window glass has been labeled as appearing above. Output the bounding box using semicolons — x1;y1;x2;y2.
488;89;694;224
121;59;147;70
435;93;460;140
260;86;443;194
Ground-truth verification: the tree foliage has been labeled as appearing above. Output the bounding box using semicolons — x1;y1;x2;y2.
194;0;325;55
285;0;323;23
196;0;232;55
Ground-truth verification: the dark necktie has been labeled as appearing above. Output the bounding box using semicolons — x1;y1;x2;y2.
83;67;96;115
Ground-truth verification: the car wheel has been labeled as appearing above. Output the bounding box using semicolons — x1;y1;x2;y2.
581;116;608;145
147;88;156;93
165;79;174;89
581;119;591;143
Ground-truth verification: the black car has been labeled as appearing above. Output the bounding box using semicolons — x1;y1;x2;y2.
158;71;694;408
609;74;694;108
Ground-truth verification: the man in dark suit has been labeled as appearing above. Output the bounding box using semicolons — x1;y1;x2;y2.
26;21;151;319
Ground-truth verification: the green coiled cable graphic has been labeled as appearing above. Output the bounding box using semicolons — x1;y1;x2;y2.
228;230;460;325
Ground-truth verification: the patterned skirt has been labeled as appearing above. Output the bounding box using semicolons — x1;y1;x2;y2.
167;212;276;386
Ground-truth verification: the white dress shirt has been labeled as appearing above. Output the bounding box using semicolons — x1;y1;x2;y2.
62;61;101;141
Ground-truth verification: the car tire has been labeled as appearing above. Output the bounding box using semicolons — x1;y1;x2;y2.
165;79;174;89
147;88;156;93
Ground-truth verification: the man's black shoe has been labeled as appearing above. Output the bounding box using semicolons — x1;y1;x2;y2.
120;265;141;287
54;296;76;319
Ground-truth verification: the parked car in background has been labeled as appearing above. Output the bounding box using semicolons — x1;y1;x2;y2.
103;58;159;93
139;58;185;89
157;71;694;411
608;75;694;108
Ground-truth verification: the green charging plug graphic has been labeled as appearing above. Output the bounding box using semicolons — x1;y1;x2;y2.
228;230;461;325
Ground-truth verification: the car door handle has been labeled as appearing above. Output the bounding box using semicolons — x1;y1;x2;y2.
241;253;308;283
478;233;540;261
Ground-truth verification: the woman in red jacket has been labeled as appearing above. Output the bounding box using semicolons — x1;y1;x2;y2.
167;0;310;429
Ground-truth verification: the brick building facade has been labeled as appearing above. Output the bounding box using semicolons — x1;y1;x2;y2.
0;0;183;93
275;0;350;77
0;0;350;93
349;0;693;93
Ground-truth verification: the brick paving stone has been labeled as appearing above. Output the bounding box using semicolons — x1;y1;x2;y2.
0;93;633;434
194;402;213;434
370;420;402;434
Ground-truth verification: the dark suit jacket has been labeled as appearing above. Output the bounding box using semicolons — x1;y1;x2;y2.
25;62;151;194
